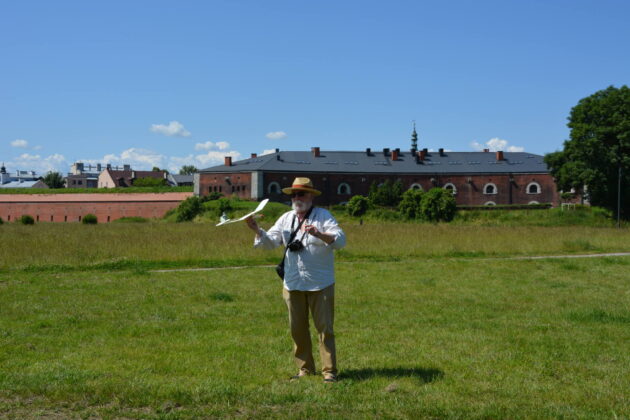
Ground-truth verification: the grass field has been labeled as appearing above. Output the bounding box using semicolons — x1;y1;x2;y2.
1;257;629;418
1;219;629;418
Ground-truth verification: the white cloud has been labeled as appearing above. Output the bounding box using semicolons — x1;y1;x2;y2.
11;139;28;148
260;149;277;156
5;153;68;175
150;121;191;137
265;131;287;140
471;137;524;153
194;140;231;151
33;145;42;150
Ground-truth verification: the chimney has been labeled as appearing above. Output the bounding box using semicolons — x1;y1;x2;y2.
439;148;445;156
250;153;257;158
496;151;504;161
419;150;427;160
97;163;101;172
410;148;417;154
312;146;320;157
391;149;399;161
224;156;232;166
106;163;112;170
366;147;372;156
123;164;131;171
275;148;280;153
422;148;428;155
483;148;489;153
383;148;390;156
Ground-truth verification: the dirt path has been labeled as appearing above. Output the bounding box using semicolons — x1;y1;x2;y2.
149;252;630;273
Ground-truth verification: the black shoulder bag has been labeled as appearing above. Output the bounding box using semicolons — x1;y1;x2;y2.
275;206;314;280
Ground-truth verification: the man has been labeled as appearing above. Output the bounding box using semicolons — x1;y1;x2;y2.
246;177;346;383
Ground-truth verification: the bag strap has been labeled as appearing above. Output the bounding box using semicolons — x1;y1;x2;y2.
279;206;314;267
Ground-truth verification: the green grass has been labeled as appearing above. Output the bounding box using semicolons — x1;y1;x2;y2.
1;257;628;418
1;222;630;272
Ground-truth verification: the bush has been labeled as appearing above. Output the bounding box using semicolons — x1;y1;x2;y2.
368;180;404;207
82;214;98;224
217;198;232;214
132;177;168;187
347;195;370;217
420;188;457;222
398;189;424;219
176;196;203;222
203;192;223;201
19;215;35;225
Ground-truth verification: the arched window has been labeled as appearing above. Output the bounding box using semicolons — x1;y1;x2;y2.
409;183;423;191
528;201;540;205
443;183;457;195
337;183;351;195
483;183;497;195
527;182;541;194
484;201;496;206
268;182;281;194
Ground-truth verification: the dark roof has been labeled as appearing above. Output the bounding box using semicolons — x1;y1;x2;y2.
200;150;549;174
169;174;194;183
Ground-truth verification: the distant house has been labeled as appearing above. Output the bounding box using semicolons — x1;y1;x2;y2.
167;173;194;187
65;162;102;188
0;164;49;189
98;167;168;188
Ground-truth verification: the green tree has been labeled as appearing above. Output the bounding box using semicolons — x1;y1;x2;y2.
176;196;202;222
398;189;424;219
419;188;457;222
179;165;198;175
544;85;630;219
347;195;369;217
152;166;169;174
368;180;404;207
42;171;65;188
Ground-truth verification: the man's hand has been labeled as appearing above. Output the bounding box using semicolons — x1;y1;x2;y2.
304;224;335;245
245;216;259;234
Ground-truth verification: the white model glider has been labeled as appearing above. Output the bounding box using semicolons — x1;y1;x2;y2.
215;198;269;226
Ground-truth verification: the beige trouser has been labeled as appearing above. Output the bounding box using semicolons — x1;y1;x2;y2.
282;284;337;375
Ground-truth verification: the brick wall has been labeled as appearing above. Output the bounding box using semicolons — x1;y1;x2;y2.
198;171;559;206
0;192;192;223
197;172;252;199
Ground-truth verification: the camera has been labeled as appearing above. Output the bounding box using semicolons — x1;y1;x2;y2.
287;240;305;252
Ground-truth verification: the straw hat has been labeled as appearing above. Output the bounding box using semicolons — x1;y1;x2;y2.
282;177;321;196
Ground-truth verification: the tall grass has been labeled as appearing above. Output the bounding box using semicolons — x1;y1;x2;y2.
1;221;629;271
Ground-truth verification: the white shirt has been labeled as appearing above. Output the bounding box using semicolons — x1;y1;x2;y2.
254;207;346;291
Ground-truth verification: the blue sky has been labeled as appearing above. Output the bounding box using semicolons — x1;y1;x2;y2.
1;0;629;174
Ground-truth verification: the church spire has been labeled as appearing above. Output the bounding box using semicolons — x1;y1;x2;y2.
411;120;418;151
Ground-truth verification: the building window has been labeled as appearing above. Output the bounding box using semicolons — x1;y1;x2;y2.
526;182;541;194
443;183;457;195
337;183;351;195
483;183;498;194
78;180;83;185
409;183;423;191
219;186;222;193
268;182;281;194
528;201;540;205
484;201;496;206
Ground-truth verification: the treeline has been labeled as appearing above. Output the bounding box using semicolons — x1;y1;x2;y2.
346;180;457;222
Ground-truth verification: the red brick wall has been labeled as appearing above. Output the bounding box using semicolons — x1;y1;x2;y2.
198;171;560;206
0;193;192;223
198;172;252;199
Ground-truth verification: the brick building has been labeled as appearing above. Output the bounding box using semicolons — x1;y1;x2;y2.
195;147;560;207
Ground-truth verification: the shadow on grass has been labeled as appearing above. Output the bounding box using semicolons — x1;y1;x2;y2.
340;367;444;383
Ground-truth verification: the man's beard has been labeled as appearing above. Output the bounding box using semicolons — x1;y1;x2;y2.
292;200;311;212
